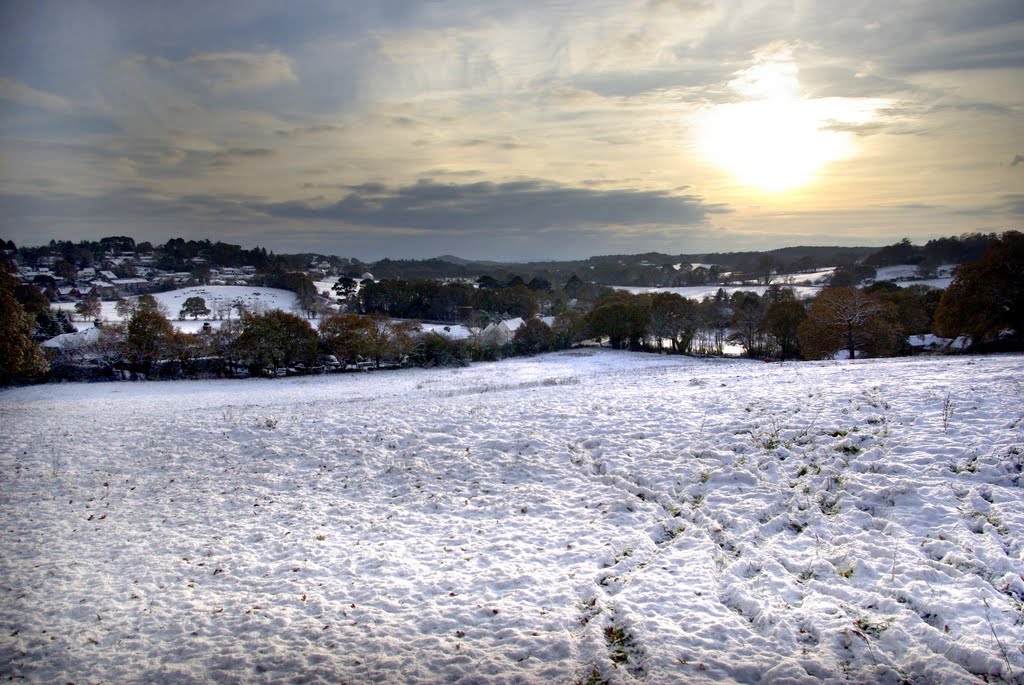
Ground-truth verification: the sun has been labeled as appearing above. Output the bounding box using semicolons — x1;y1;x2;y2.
694;46;874;193
697;99;851;192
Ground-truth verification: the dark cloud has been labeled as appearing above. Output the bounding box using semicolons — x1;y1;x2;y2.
1012;154;1024;166
274;124;345;137
949;194;1024;218
928;101;1018;117
1005;194;1024;216
0;178;729;257
0;187;261;223
256;178;730;232
0;182;730;260
568;65;733;98
224;147;275;157
457;138;527;150
421;168;485;178
888;203;943;211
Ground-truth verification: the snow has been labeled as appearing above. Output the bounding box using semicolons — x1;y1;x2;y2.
419;322;474;339
2;351;1023;684
149;286;299;319
908;334;967;350
875;265;955;290
619;264;957;300
39;328;100;350
896;276;953;290
875;265;954;282
53;300;122;326
793;268;838;284
53;286;302;332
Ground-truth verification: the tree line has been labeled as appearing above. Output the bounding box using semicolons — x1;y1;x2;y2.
14;232;1001;293
37;295;585;381
1;231;1020;384
573;231;1021;360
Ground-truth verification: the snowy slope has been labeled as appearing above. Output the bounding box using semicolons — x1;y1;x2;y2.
52;286;301;333
1;352;1022;684
150;286;299;319
875;264;955;290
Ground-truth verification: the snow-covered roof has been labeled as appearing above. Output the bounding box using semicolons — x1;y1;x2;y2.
907;334;967;350
40;327;100;350
503;317;525;332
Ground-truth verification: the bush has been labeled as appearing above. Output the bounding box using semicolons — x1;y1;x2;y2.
410;332;470;368
234;309;318;374
512;318;553;355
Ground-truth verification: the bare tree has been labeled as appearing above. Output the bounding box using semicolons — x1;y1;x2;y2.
798;287;890;359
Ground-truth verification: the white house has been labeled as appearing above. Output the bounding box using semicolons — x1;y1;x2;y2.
480;317;525;346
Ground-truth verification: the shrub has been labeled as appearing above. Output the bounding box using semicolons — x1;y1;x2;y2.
410;332;470;368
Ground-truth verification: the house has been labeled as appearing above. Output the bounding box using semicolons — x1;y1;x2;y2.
480;317;525;346
906;334;967;353
111;277;149;294
89;280;117;299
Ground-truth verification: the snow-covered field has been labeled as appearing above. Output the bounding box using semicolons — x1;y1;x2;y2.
54;286;300;329
874;265;955;291
618;265;954;300
148;286;299;320
1;351;1023;684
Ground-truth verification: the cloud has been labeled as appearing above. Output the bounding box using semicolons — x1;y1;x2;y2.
0;77;72;112
1005;194;1024;216
950;194;1024;218
224;147;275;158
1;1;1022;259
0;181;731;260
178;51;298;93
274;124;346;138
256;178;730;232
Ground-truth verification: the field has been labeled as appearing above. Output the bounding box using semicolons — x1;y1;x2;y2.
1;351;1023;684
54;286;300;332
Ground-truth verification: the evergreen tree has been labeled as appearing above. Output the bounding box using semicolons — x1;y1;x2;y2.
0;259;48;383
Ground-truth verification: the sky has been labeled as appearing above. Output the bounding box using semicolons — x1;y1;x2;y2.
0;1;1021;261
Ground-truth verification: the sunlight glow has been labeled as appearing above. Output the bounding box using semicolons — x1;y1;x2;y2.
696;46;882;193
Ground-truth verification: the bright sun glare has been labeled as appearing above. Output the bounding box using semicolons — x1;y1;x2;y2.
696;46;877;193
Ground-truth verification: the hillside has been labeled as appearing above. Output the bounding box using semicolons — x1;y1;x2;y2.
2;351;1022;683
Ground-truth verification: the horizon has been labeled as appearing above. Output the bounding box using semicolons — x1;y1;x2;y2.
8;232;897;266
1;1;1021;261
